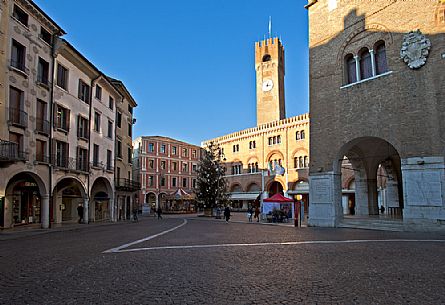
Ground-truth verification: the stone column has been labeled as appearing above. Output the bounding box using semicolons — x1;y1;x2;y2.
41;194;50;229
354;55;361;82
83;198;89;224
354;178;369;216
369;49;376;77
367;179;379;215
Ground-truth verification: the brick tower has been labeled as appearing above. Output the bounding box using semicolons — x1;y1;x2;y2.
255;37;286;126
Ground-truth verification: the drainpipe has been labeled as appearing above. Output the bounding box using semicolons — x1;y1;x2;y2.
86;74;101;224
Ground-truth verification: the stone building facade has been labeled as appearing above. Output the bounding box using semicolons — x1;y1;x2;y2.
306;0;445;228
0;0;137;228
133;136;201;213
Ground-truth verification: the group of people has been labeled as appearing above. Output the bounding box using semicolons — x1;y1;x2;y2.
247;206;260;222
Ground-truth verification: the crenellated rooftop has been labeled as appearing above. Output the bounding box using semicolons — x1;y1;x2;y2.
202;113;309;146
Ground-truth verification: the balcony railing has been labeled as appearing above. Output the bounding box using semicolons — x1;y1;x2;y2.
0;140;27;162
36;118;50;135
35;154;51;164
115;178;141;192
8;107;28;128
53;155;88;173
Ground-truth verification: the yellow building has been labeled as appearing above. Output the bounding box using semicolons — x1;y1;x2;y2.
203;37;310;210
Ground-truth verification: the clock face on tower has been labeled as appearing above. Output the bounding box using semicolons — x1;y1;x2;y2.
262;79;274;92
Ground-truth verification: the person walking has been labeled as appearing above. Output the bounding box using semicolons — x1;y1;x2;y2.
157;207;163;220
224;206;231;223
132;207;138;222
247;206;253;222
77;203;84;224
254;206;260;222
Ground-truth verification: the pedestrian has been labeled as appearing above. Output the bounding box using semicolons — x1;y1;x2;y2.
157;207;163;220
254;206;260;222
132;207;138;222
247;206;253;222
224;206;231;223
77;203;84;224
380;205;385;214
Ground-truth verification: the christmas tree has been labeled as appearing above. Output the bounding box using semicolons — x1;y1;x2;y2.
195;141;229;210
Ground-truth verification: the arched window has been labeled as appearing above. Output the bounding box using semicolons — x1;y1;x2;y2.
296;131;300;140
374;42;388;75
255;162;258;172
277;135;281;144
299;156;304;168
345;54;357;84
304;156;309;168
262;54;271;62
359;48;372;80
300;130;305;139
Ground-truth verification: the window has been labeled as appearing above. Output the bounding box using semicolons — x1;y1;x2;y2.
128;123;132;137
161;160;166;170
77;116;89;139
149;159;154;169
36;99;48;134
40;27;52;44
9;132;23;155
172;146;177;155
148;143;154;152
148;176;154;187
172;177;177;187
95;85;102;100
182;148;188;157
128;104;133;114
117;140;122;158
160;177;166;187
268;136;280;146
192;179;196;189
9;86;26;127
345;54;356;85
299;156;304;168
248;162;259;173
13;5;28;27
296;131;300;140
109;97;114;110
359;48;372;80
35;140;46;162
11;39;26;71
56;141;68;168
107;120;113;138
304;156;309;168
93;144;99;167
249;141;256;149
300;130;305;140
37;58;49;85
375;42;388;75
172;161;177;171
277;135;281;144
262;54;271;62
56;63;68;90
107;150;112;170
77;147;88;171
192;164;197;172
294;157;298;168
232;144;239;152
55;104;69;132
182;162;188;172
117;167;121;179
192;149;197;158
78;80;90;103
116;112;122;128
128;147;132;164
232;164;242;175
182;178;187;188
94;112;100;132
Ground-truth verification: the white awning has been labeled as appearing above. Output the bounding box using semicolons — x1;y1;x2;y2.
229;192;260;200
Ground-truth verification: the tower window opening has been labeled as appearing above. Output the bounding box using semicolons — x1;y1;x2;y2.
262;54;271;62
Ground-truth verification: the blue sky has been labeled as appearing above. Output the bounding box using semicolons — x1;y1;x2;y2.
35;0;309;146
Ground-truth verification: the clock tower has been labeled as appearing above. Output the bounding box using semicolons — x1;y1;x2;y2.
255;37;285;126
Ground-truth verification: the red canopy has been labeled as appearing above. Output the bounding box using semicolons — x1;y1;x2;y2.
263;193;294;203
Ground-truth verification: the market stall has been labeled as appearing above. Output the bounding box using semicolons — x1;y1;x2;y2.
262;193;294;222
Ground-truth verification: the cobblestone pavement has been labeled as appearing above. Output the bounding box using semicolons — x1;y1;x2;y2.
1;214;445;305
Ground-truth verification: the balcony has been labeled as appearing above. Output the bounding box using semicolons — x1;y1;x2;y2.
36;118;50;135
53;155;88;173
35;154;51;164
0;140;27;163
8;107;28;128
115;178;141;192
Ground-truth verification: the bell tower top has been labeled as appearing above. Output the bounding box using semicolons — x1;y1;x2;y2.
255;37;286;126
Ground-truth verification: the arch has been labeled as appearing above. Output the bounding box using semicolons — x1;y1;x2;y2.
53;176;87;198
90;177;113;222
267;181;284;197
334;137;402;218
53;177;88;224
5;172;47;226
262;54;271;62
230;183;243;193
90;177;113;199
246;183;260;192
265;150;284;162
